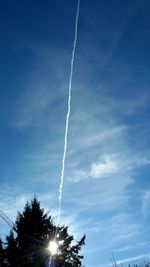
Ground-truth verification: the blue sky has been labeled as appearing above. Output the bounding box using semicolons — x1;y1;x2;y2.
0;0;150;266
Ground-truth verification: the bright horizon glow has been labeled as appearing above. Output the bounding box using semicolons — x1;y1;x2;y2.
48;241;58;255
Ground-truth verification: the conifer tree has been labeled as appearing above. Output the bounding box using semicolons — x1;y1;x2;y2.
0;237;4;267
6;230;19;267
5;196;85;267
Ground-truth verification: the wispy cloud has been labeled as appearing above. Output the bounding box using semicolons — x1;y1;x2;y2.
11;46;70;130
0;186;56;221
90;154;120;178
85;212;140;243
65;175;133;214
116;253;150;265
141;190;150;216
67;146;150;185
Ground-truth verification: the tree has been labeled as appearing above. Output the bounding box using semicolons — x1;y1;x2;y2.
0;237;4;267
5;196;85;267
6;231;19;267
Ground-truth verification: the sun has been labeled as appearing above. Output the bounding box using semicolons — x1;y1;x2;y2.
47;240;58;255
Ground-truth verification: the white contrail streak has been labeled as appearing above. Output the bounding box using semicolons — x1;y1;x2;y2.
49;256;52;267
57;0;81;225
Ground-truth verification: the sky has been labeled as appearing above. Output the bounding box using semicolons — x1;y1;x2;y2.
0;0;150;266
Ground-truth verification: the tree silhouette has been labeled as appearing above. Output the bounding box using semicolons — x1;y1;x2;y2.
5;196;85;267
6;231;19;267
0;237;4;267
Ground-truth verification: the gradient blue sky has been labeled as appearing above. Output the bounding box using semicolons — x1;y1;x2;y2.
0;0;150;266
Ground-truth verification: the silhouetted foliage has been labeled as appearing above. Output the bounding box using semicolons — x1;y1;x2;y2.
5;196;85;267
6;231;19;267
0;237;4;267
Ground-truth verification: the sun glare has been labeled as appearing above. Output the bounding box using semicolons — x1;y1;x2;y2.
48;241;58;255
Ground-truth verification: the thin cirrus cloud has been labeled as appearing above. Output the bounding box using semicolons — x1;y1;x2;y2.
141;190;150;216
65;173;133;213
67;152;150;183
11;46;70;130
11;41;150;133
116;253;150;265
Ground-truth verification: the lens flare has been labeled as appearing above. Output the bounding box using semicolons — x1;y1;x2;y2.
48;241;58;255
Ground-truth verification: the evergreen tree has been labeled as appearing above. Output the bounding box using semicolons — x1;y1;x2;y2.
6;231;19;267
0;237;4;267
5;196;85;267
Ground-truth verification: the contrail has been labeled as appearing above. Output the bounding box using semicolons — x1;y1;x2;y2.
57;0;81;225
49;256;52;267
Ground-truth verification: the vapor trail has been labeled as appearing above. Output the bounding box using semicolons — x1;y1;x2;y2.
57;0;81;225
49;256;52;267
